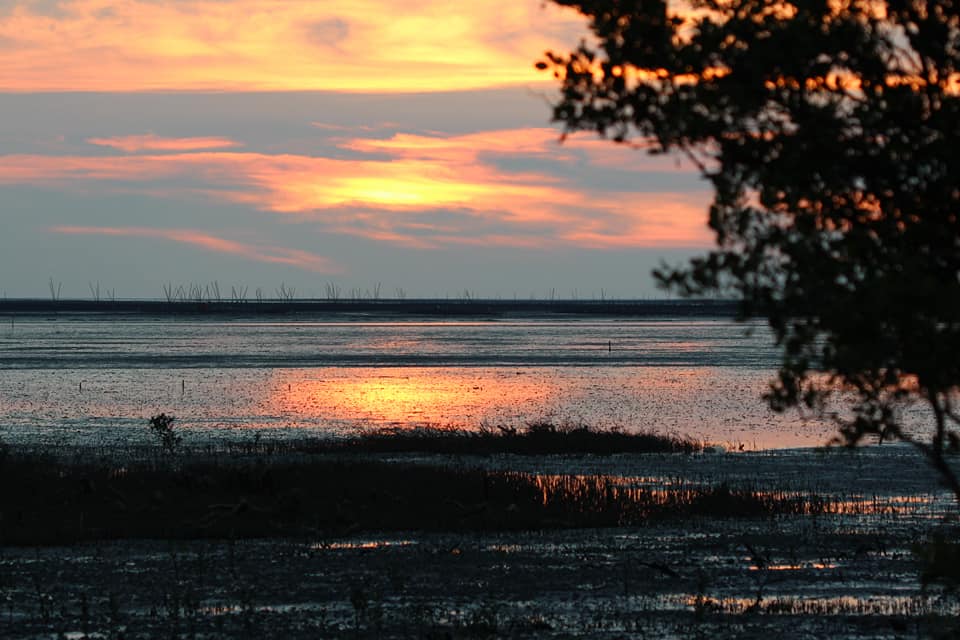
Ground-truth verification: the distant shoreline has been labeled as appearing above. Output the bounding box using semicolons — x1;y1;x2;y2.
0;298;737;317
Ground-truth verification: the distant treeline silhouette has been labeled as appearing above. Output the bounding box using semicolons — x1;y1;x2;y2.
0;298;737;317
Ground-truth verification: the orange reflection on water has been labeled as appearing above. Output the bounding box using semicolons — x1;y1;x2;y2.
263;368;559;430
315;540;416;551
750;562;837;572
252;365;838;449
677;594;935;616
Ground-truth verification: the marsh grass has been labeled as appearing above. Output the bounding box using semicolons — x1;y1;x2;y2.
0;447;860;545
220;423;703;457
674;593;950;617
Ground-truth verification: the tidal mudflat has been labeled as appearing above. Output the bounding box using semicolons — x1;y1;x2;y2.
2;312;848;449
1;309;957;638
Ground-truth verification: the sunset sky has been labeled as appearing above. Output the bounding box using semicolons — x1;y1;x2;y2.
0;0;709;299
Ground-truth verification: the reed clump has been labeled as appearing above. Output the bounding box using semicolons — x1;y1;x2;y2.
220;423;703;457
0;447;852;545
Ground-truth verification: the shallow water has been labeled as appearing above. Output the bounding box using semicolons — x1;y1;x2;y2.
0;314;915;449
4;499;955;640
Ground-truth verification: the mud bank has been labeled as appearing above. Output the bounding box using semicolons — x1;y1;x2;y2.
1;519;956;639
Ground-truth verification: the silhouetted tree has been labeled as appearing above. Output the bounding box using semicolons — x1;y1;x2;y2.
540;0;960;499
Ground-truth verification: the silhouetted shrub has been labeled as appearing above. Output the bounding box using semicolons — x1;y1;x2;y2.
149;413;181;455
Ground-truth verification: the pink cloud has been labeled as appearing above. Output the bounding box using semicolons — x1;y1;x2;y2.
3;126;713;250
87;134;242;153
49;226;341;273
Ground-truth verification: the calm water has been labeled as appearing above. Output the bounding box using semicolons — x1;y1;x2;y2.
0;315;848;448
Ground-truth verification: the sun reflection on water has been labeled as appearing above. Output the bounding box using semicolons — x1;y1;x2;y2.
232;364;852;448
262;368;563;430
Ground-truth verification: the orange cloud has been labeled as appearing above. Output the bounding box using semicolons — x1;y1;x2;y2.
343;128;568;160
87;135;242;153
49;225;341;273
0;0;587;92
558;193;712;248
344;127;700;173
3;127;712;249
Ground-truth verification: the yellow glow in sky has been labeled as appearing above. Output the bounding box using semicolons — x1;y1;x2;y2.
0;0;588;92
0;128;712;250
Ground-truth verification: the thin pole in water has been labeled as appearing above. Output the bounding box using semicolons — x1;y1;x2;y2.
608;340;612;353
182;379;185;395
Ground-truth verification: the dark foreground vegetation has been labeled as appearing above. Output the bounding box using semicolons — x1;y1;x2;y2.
3;436;960;638
2;446;851;545
2;446;960;639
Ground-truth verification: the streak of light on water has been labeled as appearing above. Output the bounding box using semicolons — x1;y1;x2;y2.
0;315;942;450
669;594;959;616
313;539;418;551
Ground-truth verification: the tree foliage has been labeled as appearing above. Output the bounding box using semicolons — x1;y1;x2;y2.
540;0;960;497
